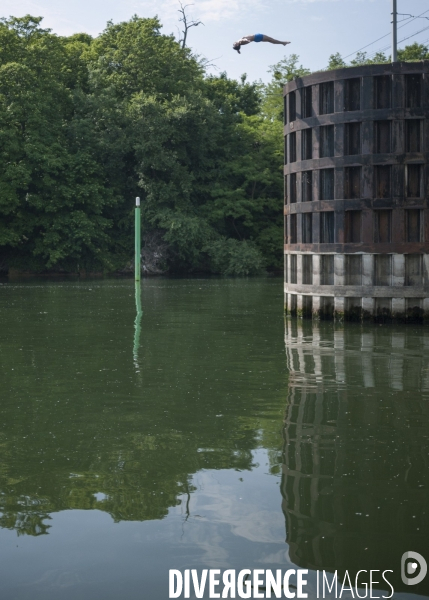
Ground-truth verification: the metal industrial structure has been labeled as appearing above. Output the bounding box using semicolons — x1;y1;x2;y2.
283;61;429;321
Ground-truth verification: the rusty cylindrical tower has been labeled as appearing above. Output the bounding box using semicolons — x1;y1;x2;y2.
284;62;429;321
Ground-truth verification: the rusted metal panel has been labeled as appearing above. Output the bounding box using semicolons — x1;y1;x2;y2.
335;210;345;245
289;132;297;163
405;74;422;108
361;120;372;155
344;78;361;111
374;75;391;109
320;211;334;243
362;76;374;111
392;118;402;154
374;209;392;243
297;213;303;244
301;171;312;203
320;82;334;115
290;254;297;283
406;209;422;242
334;80;344;114
425;163;429;198
425;208;429;242
374;120;391;153
362;164;373;199
405;119;422;152
320;125;334;157
393;164;404;200
312;126;320;162
424;69;429;109
392;73;404;110
290;173;297;203
301;86;312;119
334;121;344;158
312;211;321;244
345;122;361;155
295;88;303;121
345;210;362;242
290;214;297;244
301;128;312;160
320;168;334;199
289;92;296;122
362;209;373;244
344;167;361;198
302;213;313;243
297;133;304;165
375;165;391;198
406;164;423;198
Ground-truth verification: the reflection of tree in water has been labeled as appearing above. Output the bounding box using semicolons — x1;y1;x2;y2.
0;507;51;537
0;280;286;536
282;319;429;595
0;429;255;535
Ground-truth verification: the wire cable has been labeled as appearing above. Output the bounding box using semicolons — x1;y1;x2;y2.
398;25;429;44
342;8;429;61
342;31;400;60
353;24;429;62
397;13;429;21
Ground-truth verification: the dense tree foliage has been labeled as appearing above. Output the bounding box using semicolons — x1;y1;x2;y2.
0;15;427;275
0;15;284;275
327;42;429;70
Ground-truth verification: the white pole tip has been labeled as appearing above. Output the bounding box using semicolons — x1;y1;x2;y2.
136;197;140;206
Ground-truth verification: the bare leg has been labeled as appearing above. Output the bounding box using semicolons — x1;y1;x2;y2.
262;35;290;46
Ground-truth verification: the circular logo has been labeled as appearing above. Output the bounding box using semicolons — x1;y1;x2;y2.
401;552;427;586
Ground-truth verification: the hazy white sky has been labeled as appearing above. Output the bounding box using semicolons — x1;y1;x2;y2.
2;0;429;82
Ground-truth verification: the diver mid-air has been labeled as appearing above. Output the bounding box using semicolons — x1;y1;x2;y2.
233;34;290;54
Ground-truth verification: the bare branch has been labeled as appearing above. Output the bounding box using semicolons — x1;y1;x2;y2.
199;55;222;70
178;2;203;49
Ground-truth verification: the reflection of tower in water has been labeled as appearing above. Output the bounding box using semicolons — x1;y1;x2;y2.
282;319;429;594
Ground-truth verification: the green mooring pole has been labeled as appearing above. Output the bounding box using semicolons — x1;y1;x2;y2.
135;197;141;281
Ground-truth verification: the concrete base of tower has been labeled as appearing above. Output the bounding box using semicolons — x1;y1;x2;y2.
285;292;429;323
284;252;429;323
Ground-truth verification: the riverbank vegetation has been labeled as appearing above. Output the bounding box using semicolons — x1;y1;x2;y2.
0;15;427;275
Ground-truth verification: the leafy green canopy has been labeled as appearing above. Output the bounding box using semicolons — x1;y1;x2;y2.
0;15;427;275
327;42;429;70
0;15;284;275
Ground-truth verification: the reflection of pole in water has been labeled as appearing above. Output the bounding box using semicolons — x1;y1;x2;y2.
282;318;429;594
133;281;142;370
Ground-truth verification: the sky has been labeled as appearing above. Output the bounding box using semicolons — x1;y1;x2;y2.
2;0;429;83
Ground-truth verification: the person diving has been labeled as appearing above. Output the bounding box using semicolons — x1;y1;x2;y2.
233;34;290;54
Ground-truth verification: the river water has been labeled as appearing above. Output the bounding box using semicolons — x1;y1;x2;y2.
0;278;427;599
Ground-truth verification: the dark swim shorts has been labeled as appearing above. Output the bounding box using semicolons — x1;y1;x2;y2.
254;33;264;42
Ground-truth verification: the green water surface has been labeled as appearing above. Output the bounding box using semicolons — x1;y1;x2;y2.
0;278;427;599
